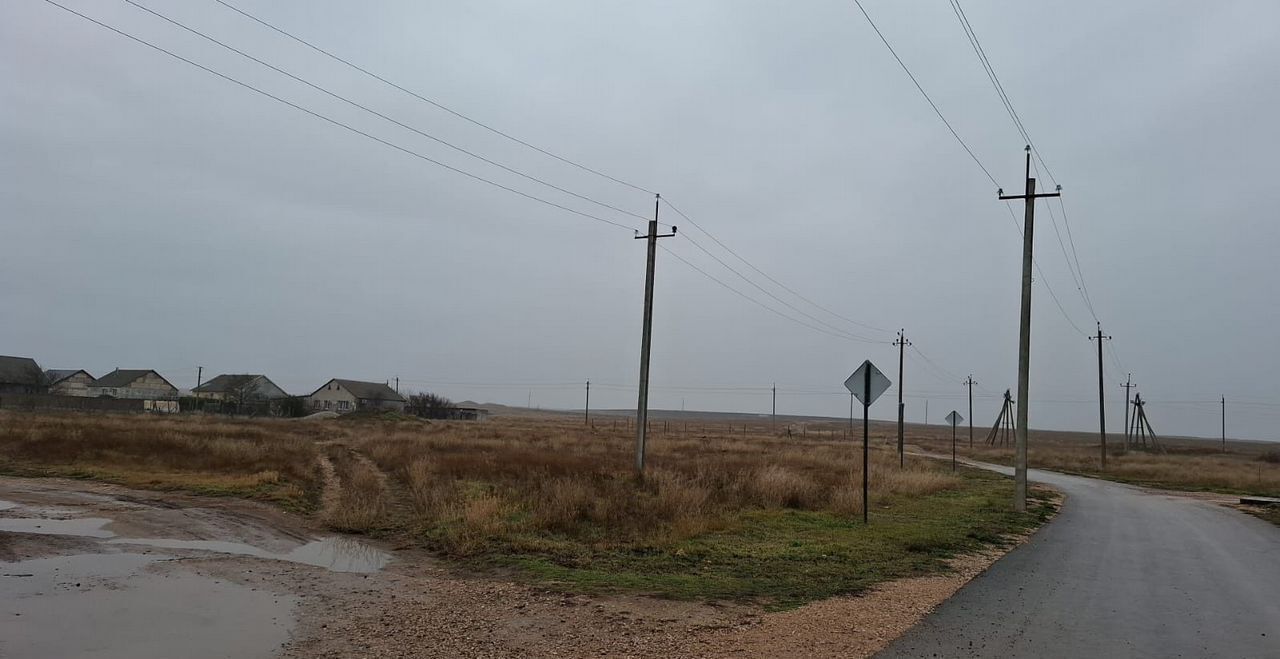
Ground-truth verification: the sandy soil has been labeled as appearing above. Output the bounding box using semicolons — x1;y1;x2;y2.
0;476;1053;658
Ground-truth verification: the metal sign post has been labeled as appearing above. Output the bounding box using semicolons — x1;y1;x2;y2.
845;360;891;524
946;411;963;472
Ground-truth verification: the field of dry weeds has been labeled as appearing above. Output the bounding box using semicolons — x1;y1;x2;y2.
0;411;1054;606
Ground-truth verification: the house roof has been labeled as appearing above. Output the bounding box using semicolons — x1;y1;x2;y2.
45;369;93;385
194;374;262;393
0;356;45;386
91;369;176;390
313;378;405;402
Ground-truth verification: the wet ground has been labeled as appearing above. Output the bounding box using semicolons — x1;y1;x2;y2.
0;478;390;659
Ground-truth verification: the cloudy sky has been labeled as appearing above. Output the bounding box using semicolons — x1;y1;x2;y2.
3;0;1278;440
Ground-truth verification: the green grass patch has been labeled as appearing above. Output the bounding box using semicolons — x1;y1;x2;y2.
471;469;1054;610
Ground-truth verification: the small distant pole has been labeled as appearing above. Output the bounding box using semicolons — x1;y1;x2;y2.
1089;323;1111;468
585;380;590;426
964;375;977;448
772;382;777;430
1120;375;1135;452
195;366;203;411
395;376;399;395
1221;395;1226;452
924;400;929;426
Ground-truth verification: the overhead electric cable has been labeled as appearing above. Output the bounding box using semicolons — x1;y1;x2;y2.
38;0;638;232
211;0;655;195
121;0;652;227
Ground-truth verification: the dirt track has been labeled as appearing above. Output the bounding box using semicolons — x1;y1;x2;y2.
1;476;1043;658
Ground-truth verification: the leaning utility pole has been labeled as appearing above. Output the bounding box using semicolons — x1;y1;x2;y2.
584;380;590;426
998;146;1061;512
964;375;977;448
1089;324;1111;468
633;194;677;476
1120;375;1135;451
893;331;910;467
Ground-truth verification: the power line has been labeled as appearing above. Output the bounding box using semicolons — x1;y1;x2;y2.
211;0;656;196
660;198;890;335
659;244;883;344
1002;202;1090;337
39;0;638;232
848;0;998;188
678;232;883;343
121;0;652;227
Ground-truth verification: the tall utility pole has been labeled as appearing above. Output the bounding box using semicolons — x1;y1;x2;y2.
633;194;677;476
893;331;910;467
964;375;977;448
1089;324;1111;468
998;146;1061;512
584;380;590;426
1120;375;1135;451
1221;395;1226;452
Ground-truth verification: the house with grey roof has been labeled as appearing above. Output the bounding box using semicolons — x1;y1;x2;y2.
0;356;47;394
193;374;288;402
308;379;405;413
89;369;179;400
45;369;95;397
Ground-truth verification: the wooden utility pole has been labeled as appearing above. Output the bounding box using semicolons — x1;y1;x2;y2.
893;331;910;467
1120;375;1135;451
964;375;977;448
584;380;590;426
999;146;1061;512
633;194;677;476
1089;324;1111;468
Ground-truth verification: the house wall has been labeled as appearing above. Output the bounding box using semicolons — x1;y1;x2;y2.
93;373;178;399
360;398;405;413
308;382;359;412
50;373;95;397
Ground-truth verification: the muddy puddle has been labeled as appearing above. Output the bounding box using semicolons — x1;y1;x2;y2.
0;551;296;659
0;499;390;573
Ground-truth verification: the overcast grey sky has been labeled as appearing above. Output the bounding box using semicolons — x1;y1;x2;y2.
3;1;1279;440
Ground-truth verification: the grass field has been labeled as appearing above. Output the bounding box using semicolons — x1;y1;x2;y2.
0;411;1054;608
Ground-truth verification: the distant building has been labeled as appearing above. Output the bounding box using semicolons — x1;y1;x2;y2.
45;369;95;397
0;356;48;394
193;374;288;402
308;379;405;413
89;369;179;400
451;407;491;421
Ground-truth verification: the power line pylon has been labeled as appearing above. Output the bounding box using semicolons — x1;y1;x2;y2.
998;146;1061;512
633;194;676;476
893;330;911;468
1128;393;1162;453
964;375;977;448
1089;324;1111;468
986;389;1017;447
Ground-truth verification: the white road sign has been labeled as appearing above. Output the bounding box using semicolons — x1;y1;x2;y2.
946;411;963;426
844;360;891;407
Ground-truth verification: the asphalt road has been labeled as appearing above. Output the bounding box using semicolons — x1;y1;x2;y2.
879;465;1280;658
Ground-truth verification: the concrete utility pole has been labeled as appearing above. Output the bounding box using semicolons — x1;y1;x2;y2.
584;380;590;426
964;375;977;448
999;145;1061;512
771;382;777;430
195;366;203;410
1221;395;1226;452
924;400;929;426
893;330;910;467
1120;375;1135;451
1089;324;1111;468
633;194;677;476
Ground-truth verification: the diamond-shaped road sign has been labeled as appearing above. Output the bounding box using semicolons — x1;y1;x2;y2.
844;360;891;407
946;411;963;426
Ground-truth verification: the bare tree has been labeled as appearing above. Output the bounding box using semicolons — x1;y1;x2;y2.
406;391;457;419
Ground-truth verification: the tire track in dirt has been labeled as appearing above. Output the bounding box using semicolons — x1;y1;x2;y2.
315;453;343;525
